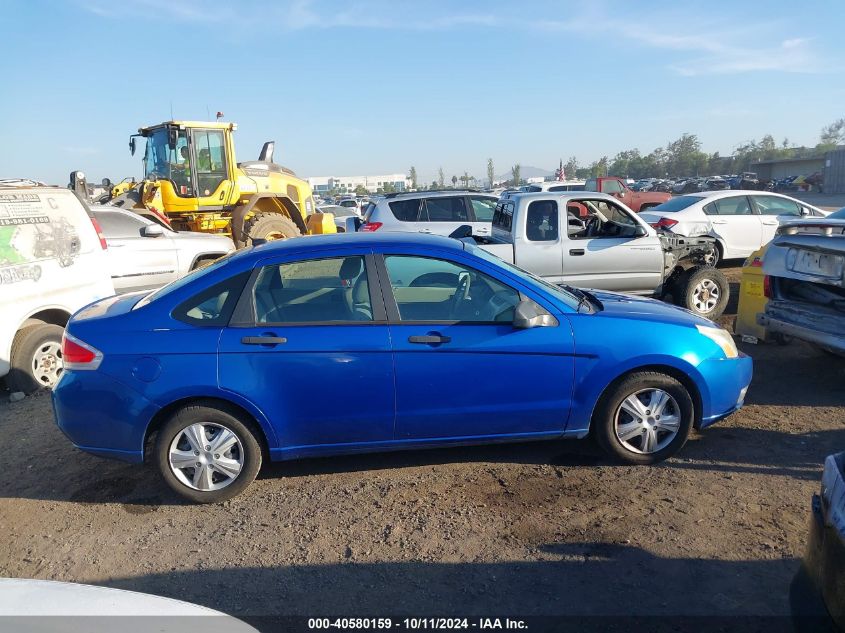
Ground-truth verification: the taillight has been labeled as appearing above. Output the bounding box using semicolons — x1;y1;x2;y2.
359;222;382;232
763;275;772;298
653;217;678;230
90;217;107;250
62;333;103;370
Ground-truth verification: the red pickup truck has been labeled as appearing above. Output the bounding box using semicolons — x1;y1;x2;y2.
585;177;671;212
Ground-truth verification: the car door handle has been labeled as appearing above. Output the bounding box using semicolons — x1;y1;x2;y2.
712;220;728;224
408;335;451;344
418;229;432;234
569;249;585;256
241;336;287;345
762;220;778;225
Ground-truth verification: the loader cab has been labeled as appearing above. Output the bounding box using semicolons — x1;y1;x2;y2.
137;121;237;211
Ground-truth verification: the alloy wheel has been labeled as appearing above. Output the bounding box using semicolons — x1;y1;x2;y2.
614;388;681;454
692;279;720;314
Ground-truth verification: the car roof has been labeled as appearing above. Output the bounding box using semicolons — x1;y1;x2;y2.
249;231;465;256
383;190;492;200
504;191;619;202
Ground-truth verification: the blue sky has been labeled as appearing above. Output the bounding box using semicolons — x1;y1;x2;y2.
1;0;843;185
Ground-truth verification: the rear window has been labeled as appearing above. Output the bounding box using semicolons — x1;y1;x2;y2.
649;196;701;213
492;201;515;232
584;179;598;192
388;199;420;222
172;271;250;326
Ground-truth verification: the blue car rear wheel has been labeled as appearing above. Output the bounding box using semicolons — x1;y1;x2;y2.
155;404;263;503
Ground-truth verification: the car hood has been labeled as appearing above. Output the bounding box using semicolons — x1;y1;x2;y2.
586;289;713;328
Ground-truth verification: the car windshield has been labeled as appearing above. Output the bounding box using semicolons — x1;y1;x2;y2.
466;242;582;311
143;127;192;194
649;196;702;212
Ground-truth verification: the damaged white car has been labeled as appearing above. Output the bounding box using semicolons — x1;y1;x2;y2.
640;192;826;264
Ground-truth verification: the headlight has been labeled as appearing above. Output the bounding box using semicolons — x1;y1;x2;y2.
696;324;738;358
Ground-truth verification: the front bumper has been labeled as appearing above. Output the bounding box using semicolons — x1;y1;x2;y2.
696;352;753;429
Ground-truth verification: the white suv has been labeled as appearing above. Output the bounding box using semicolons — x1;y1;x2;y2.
359;190;497;237
0;183;114;393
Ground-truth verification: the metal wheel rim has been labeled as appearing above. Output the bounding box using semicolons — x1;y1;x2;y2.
614;388;681;455
168;422;244;492
31;341;63;387
692;279;720;313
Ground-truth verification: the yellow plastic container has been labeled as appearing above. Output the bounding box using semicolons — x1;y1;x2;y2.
735;246;769;342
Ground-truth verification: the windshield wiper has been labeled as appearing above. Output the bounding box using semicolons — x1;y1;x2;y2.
559;284;594;313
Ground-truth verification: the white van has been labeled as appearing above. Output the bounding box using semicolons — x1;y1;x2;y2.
0;183;114;393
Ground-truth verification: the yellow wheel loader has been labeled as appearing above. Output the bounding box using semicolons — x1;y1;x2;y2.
109;120;334;246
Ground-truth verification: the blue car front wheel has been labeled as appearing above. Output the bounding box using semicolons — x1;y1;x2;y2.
593;372;694;465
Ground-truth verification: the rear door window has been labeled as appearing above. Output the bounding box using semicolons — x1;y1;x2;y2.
252;256;372;323
388;199;421;222
92;211;148;238
492;201;515;232
705;196;752;216
420;197;469;222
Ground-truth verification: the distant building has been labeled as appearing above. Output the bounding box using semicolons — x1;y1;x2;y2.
525;176;545;184
307;174;411;195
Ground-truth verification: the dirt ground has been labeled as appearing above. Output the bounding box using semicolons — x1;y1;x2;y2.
1;264;844;627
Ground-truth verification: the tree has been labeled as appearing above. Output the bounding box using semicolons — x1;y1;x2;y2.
451;175;458;188
460;171;470;189
382;182;396;194
564;156;578;180
409;166;417;190
511;164;521;187
430;180;438;189
821;118;845;146
354;184;368;196
487;158;495;187
438;167;445;188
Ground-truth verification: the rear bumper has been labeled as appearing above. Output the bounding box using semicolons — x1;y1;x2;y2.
52;370;159;463
758;313;845;354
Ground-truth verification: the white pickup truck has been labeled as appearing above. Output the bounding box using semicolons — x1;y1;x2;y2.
466;192;729;319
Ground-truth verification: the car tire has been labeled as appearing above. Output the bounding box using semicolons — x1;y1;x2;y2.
676;266;730;319
7;323;65;393
242;212;301;245
593;371;694;465
155;404;263;503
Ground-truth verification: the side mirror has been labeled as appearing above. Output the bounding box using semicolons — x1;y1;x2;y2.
513;299;556;329
129;137;136;156
634;225;647;237
142;224;164;238
167;128;178;151
617;191;626;198
800;207;810;216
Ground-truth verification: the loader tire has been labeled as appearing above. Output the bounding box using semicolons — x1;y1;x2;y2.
242;213;301;246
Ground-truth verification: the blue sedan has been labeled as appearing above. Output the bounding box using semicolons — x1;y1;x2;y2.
53;233;752;502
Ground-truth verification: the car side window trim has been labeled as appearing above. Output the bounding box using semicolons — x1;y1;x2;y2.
229;253;388;327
